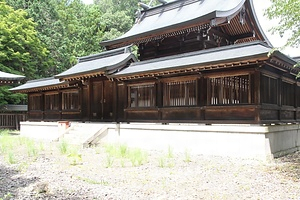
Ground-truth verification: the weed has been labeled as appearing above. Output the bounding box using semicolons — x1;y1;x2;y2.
76;176;109;185
58;139;69;154
105;154;114;168
158;156;166;168
119;144;128;158
129;148;147;167
104;144;118;157
167;145;173;158
67;146;82;165
26;140;38;158
184;149;191;163
0;192;13;200
7;151;16;164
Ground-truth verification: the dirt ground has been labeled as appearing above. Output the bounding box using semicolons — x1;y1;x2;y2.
0;137;300;200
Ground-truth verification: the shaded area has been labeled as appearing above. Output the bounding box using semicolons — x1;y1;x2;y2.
275;151;300;182
0;163;39;199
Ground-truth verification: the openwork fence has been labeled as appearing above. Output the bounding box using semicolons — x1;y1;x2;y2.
0;113;27;130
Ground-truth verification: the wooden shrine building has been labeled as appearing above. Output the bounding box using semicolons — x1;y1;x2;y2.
11;0;300;124
0;71;24;85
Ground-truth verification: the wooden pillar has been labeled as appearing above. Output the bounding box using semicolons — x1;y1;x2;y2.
253;70;260;123
156;79;163;121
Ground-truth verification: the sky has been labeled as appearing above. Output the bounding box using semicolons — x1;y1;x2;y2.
82;0;299;58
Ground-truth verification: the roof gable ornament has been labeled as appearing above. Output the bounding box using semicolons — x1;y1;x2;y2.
239;5;246;25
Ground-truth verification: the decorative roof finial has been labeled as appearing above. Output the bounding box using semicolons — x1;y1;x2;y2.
157;0;168;4
138;2;151;10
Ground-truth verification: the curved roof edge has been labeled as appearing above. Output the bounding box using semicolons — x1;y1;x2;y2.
10;77;68;93
246;0;272;47
55;46;137;80
0;71;25;81
100;0;246;49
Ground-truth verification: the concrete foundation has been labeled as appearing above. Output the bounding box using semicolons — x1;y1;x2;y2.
20;121;69;141
20;122;300;161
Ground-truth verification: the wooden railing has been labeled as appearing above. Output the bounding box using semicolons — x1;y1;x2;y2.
0;113;27;130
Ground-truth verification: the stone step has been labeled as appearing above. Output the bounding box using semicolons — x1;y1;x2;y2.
60;123;109;147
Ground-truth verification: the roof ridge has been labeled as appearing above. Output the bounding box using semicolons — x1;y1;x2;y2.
131;41;270;66
141;0;201;18
26;77;56;83
78;46;131;63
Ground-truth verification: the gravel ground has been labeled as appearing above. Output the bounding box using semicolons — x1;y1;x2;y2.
0;140;299;200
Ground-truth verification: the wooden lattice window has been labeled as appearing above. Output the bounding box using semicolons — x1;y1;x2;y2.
45;93;59;110
62;90;79;110
208;75;250;105
261;75;278;105
164;80;196;106
129;84;155;107
29;94;42;111
282;81;295;106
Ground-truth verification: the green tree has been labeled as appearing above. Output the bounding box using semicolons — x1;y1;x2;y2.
0;1;51;78
6;0;105;74
0;1;51;105
265;0;300;48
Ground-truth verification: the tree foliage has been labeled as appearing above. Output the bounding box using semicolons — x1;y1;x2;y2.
0;1;51;78
0;1;51;105
1;0;165;105
265;0;300;48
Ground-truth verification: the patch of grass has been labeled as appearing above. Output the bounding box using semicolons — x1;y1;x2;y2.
167;145;173;158
103;143;148;167
76;176;109;185
0;130;15;154
58;139;69;155
0;192;13;200
6;151;16;164
184;148;192;163
129;148;148;167
119;144;128;158
26;139;38;158
105;154;114;168
158;156;166;168
67;146;82;166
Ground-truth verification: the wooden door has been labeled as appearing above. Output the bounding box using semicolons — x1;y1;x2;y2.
91;81;103;120
103;80;113;120
81;86;89;120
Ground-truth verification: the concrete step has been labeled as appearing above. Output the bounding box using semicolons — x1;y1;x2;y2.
60;123;109;147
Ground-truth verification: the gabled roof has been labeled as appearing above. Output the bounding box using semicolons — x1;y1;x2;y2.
0;71;25;85
55;46;137;81
10;77;68;93
101;0;270;49
111;41;297;80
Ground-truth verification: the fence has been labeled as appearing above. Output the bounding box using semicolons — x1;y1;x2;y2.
0;113;27;130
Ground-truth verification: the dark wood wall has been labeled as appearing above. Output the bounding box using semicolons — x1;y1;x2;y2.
26;64;300;124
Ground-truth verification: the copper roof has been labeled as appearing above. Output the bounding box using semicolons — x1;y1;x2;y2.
10;77;68;93
55;46;137;81
0;71;25;85
111;41;297;80
101;0;270;49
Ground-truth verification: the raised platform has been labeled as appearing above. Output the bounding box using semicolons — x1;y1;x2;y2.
20;122;300;161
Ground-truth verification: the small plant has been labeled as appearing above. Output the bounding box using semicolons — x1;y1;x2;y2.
184;149;191;163
58;139;69;154
0;192;13;200
76;176;109;185
119;144;128;158
167;145;173;158
67;146;82;165
105;154;114;168
158;156;166;168
7;151;16;164
26;139;38;158
129;148;147;167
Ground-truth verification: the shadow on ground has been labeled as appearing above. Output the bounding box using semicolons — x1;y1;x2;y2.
276;151;300;182
0;164;39;199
